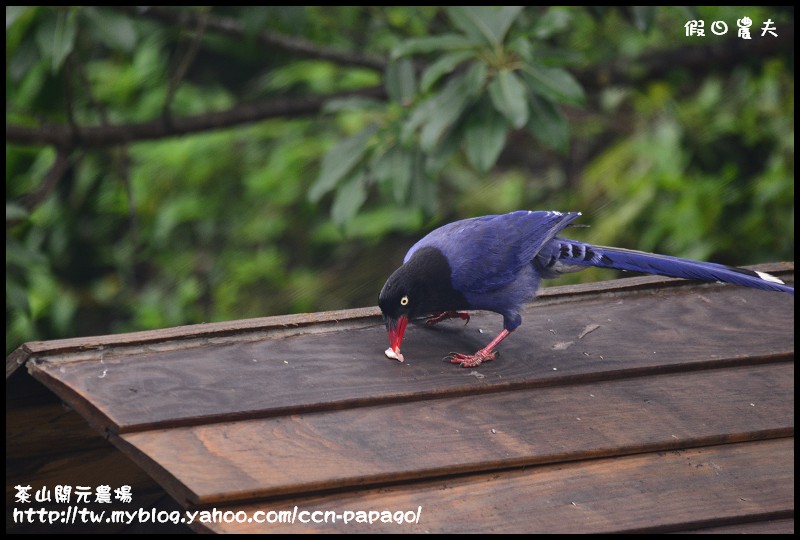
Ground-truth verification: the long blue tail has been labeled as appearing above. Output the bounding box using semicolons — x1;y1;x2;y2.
537;238;794;295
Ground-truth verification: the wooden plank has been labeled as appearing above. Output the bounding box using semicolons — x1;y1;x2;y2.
197;438;794;533
11;262;792;365
115;362;793;506
6;346;30;380
4;369;191;533
5;399;109;461
13;306;380;360
682;518;794;534
27;281;794;433
5;445;166;534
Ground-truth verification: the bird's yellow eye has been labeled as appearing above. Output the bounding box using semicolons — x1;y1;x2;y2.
400;295;409;306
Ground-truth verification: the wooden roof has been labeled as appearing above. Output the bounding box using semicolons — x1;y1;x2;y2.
6;262;794;533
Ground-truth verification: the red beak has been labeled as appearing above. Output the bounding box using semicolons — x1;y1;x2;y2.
387;315;408;355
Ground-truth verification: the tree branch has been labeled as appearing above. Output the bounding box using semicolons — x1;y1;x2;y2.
20;149;71;213
163;7;211;116
576;27;794;90
6;86;388;148
7;24;791;151
119;6;388;72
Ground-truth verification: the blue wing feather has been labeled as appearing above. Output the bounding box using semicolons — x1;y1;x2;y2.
406;211;581;293
396;210;792;334
537;239;794;295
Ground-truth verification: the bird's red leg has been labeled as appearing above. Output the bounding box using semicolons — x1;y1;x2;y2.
447;329;511;368
425;311;470;326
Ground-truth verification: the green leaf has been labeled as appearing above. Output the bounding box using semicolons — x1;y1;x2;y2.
410;150;437;215
402;62;484;147
6;236;47;267
527;94;569;153
675;6;700;21
425;122;462;174
6;6;33;29
331;172;367;225
630;6;657;32
531;7;571;39
420;50;473;93
6;203;29;222
484;6;524;43
463;61;487;96
420;102;465;151
309;125;377;202
6;274;29;315
83;7;138;52
401;99;435;144
240;7;276;40
418;72;474;151
342;207;424;240
419;68;485;151
322;96;383;113
447;6;523;46
508;36;533;63
447;7;494;45
8;38;40;83
35;8;77;73
372;146;413;203
385;59;416;105
524;64;585;107
464;99;508;173
488;69;529;128
391;34;476;59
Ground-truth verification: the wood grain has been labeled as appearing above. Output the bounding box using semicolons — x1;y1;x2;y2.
27;281;794;433
116;362;793;506
12;262;791;367
682;518;794;534
5;443;166;534
198;438;794;533
9;266;793;533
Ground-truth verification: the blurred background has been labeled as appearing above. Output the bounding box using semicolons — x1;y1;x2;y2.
6;6;794;354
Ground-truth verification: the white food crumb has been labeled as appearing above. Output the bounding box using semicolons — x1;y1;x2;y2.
384;347;404;363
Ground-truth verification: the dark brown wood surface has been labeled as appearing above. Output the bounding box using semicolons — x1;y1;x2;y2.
5;370;173;533
25;272;794;434
201;438;794;534
116;362;793;506
9;263;794;533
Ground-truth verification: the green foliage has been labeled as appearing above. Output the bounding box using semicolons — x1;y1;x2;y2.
311;6;587;218
576;66;794;261
6;6;794;353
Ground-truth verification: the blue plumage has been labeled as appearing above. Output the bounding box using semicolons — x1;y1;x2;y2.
406;211;580;293
378;210;794;367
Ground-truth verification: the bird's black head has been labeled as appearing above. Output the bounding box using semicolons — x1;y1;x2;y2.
378;247;468;360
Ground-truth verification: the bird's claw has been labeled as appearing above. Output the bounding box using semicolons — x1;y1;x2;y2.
444;349;497;368
426;311;471;327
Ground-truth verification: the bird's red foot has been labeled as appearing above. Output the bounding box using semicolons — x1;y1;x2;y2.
446;349;497;368
426;311;470;327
